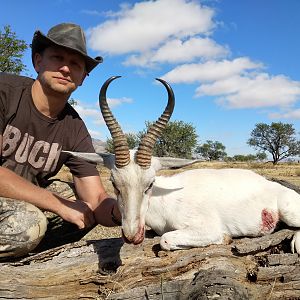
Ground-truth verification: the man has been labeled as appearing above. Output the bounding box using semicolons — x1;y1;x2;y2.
0;23;121;258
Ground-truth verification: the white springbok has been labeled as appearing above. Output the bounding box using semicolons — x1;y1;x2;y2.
64;76;300;253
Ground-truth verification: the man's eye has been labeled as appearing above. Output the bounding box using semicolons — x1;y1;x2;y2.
71;61;82;69
52;55;62;60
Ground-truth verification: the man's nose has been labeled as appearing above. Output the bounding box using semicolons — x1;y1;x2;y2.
59;64;71;74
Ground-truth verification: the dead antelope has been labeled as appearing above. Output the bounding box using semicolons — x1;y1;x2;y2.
64;76;300;253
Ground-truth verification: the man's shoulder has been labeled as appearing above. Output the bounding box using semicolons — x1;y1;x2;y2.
64;103;82;119
0;72;34;88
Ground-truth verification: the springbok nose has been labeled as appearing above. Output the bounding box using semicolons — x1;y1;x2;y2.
122;224;145;245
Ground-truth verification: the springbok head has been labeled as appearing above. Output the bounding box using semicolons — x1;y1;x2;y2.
99;76;174;244
63;77;199;244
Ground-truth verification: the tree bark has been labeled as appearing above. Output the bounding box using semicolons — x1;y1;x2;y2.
1;228;300;299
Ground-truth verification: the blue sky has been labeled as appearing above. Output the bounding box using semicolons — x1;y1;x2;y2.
2;0;300;156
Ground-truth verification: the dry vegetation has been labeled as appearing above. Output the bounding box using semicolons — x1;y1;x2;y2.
158;160;300;187
57;159;300;190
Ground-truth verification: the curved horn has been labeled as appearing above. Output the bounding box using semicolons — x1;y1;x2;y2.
136;78;175;169
99;76;130;168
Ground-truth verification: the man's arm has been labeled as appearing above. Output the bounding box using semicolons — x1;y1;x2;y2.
73;175;121;227
0;135;94;229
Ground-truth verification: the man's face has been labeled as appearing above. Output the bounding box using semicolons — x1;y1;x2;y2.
34;46;87;96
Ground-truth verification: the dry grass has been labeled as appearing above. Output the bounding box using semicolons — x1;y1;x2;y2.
158;160;300;187
57;160;300;190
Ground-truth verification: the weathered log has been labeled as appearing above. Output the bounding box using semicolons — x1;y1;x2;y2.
1;178;300;299
1;228;300;299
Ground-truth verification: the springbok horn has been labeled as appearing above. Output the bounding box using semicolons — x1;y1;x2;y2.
99;76;130;168
136;78;175;169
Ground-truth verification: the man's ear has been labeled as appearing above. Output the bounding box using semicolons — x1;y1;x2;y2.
79;72;87;86
33;53;42;73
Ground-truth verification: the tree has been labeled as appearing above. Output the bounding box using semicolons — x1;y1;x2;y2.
256;152;267;161
139;120;198;159
106;121;198;159
232;154;256;162
196;140;227;161
68;98;78;107
106;132;139;153
248;122;300;164
231;153;267;162
0;25;27;74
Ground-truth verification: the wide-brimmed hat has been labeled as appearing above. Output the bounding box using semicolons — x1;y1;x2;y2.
31;23;103;74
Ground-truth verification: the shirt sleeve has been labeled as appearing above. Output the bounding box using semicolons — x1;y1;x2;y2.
0;81;8;135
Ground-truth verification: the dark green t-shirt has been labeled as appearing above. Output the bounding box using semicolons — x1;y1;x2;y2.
0;72;98;186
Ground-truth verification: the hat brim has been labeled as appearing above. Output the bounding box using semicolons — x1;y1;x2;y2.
31;30;103;73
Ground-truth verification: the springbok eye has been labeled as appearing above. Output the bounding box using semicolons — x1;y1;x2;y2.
145;182;154;193
110;179;120;194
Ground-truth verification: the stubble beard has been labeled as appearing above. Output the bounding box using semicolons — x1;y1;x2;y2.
41;73;77;98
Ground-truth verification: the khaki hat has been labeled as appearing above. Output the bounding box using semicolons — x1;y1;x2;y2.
31;23;103;73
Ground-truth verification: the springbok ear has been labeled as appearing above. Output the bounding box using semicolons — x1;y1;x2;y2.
61;151;116;170
154;156;202;170
101;154;115;169
150;156;163;172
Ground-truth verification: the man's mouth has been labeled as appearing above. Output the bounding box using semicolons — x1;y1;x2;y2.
54;76;71;83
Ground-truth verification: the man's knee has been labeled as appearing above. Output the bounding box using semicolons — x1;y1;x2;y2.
0;197;47;258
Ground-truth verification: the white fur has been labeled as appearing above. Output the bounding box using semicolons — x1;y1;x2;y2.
117;163;300;253
63;150;300;253
147;168;295;250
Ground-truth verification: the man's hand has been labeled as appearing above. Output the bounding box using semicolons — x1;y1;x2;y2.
0;166;95;229
74;175;121;226
56;197;95;229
